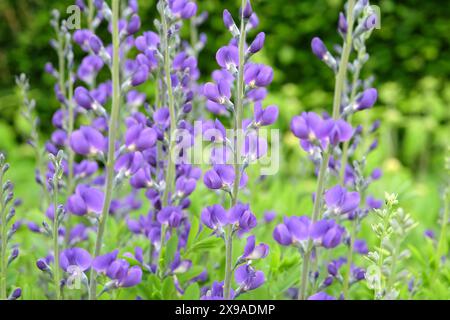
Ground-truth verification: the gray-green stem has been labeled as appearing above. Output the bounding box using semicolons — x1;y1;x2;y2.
224;0;246;300
158;1;177;278
88;0;121;300
298;0;356;300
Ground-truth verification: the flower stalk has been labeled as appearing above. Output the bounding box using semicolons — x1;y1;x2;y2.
158;0;178;278
89;0;121;300
298;0;356;300
223;0;247;300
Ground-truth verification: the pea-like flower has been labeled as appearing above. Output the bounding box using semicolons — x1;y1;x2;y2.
203;81;232;105
70;126;106;156
216;45;239;71
240;235;269;261
125;124;157;152
254;103;279;126
169;0;197;19
203;165;248;190
67;184;105;216
324;185;360;216
244;63;274;88
201;281;235;300
59;248;92;273
235;264;265;293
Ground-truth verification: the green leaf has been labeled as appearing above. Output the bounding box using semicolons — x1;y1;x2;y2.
186;216;200;250
182;283;200;300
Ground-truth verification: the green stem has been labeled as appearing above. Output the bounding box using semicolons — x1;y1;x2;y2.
158;1;177;278
88;0;95;31
67;74;75;195
331;0;355;120
224;0;246;300
0;171;6;300
58;34;66;99
342;216;358;299
52;179;61;300
339;64;361;183
88;0;121;300
297;151;330;300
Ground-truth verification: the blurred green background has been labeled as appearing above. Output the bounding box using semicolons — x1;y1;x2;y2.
0;0;449;299
0;0;448;174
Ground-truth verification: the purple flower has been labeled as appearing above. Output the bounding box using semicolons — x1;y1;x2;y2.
170;252;192;274
244;64;274;88
223;9;236;31
115;152;144;176
135;31;160;51
92;250;119;273
371;168;382;180
310;219;345;249
131;65;150;87
324;185;360;216
9;288;22;300
126;14;141;35
203;81;231;105
157;206;184;228
307;292;336;300
424;229;435;240
201;281;234;300
228;203;257;233
248;32;265;54
125;124;157;152
273;223;293;246
241;235;269;260
364;14;378;30
67;184;105;216
356;88;378;110
291;112;326;141
203;165;244;190
322;119;353;145
201;204;228;231
170;0;197;19
353;239;368;254
338;12;348;34
311;37;328;60
59;248;92;272
254;103;278;126
74;160;99;178
327;257;347;276
69;223;89;245
366;196;382;210
235;264;265;292
263;211;276;223
105;259;143;288
241;0;253;19
70;126;106;156
74;87;96;110
130;166;153;189
176;176;197;197
216;45;239;71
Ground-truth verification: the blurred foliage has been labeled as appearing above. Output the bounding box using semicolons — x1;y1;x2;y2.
0;0;449;300
0;0;448;176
